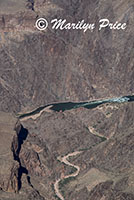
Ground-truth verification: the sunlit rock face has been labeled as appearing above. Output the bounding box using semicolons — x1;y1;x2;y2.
0;0;134;113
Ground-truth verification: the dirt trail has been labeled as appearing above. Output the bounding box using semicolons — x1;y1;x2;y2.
88;126;108;140
54;132;108;199
54;151;82;200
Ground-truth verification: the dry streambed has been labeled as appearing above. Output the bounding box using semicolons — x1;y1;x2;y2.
54;151;82;200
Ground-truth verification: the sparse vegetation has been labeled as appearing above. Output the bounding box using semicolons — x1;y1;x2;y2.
56;178;76;199
70;166;77;174
59;177;76;189
51;184;61;200
93;124;97;128
106;112;111;115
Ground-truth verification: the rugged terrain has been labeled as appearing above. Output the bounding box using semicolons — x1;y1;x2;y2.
0;0;134;200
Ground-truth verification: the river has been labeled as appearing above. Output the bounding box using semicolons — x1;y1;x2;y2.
18;95;134;119
17;94;134;199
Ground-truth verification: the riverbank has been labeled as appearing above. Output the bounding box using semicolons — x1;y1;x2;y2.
18;95;134;120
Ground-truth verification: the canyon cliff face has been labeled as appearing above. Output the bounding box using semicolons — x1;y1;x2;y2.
0;112;47;199
0;0;134;200
0;112;19;193
0;0;134;113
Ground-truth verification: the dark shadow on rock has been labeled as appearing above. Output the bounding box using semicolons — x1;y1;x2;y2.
12;124;29;191
12;125;28;162
18;166;28;190
27;176;34;188
16;125;28;157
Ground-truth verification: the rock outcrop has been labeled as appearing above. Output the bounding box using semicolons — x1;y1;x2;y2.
0;112;19;192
